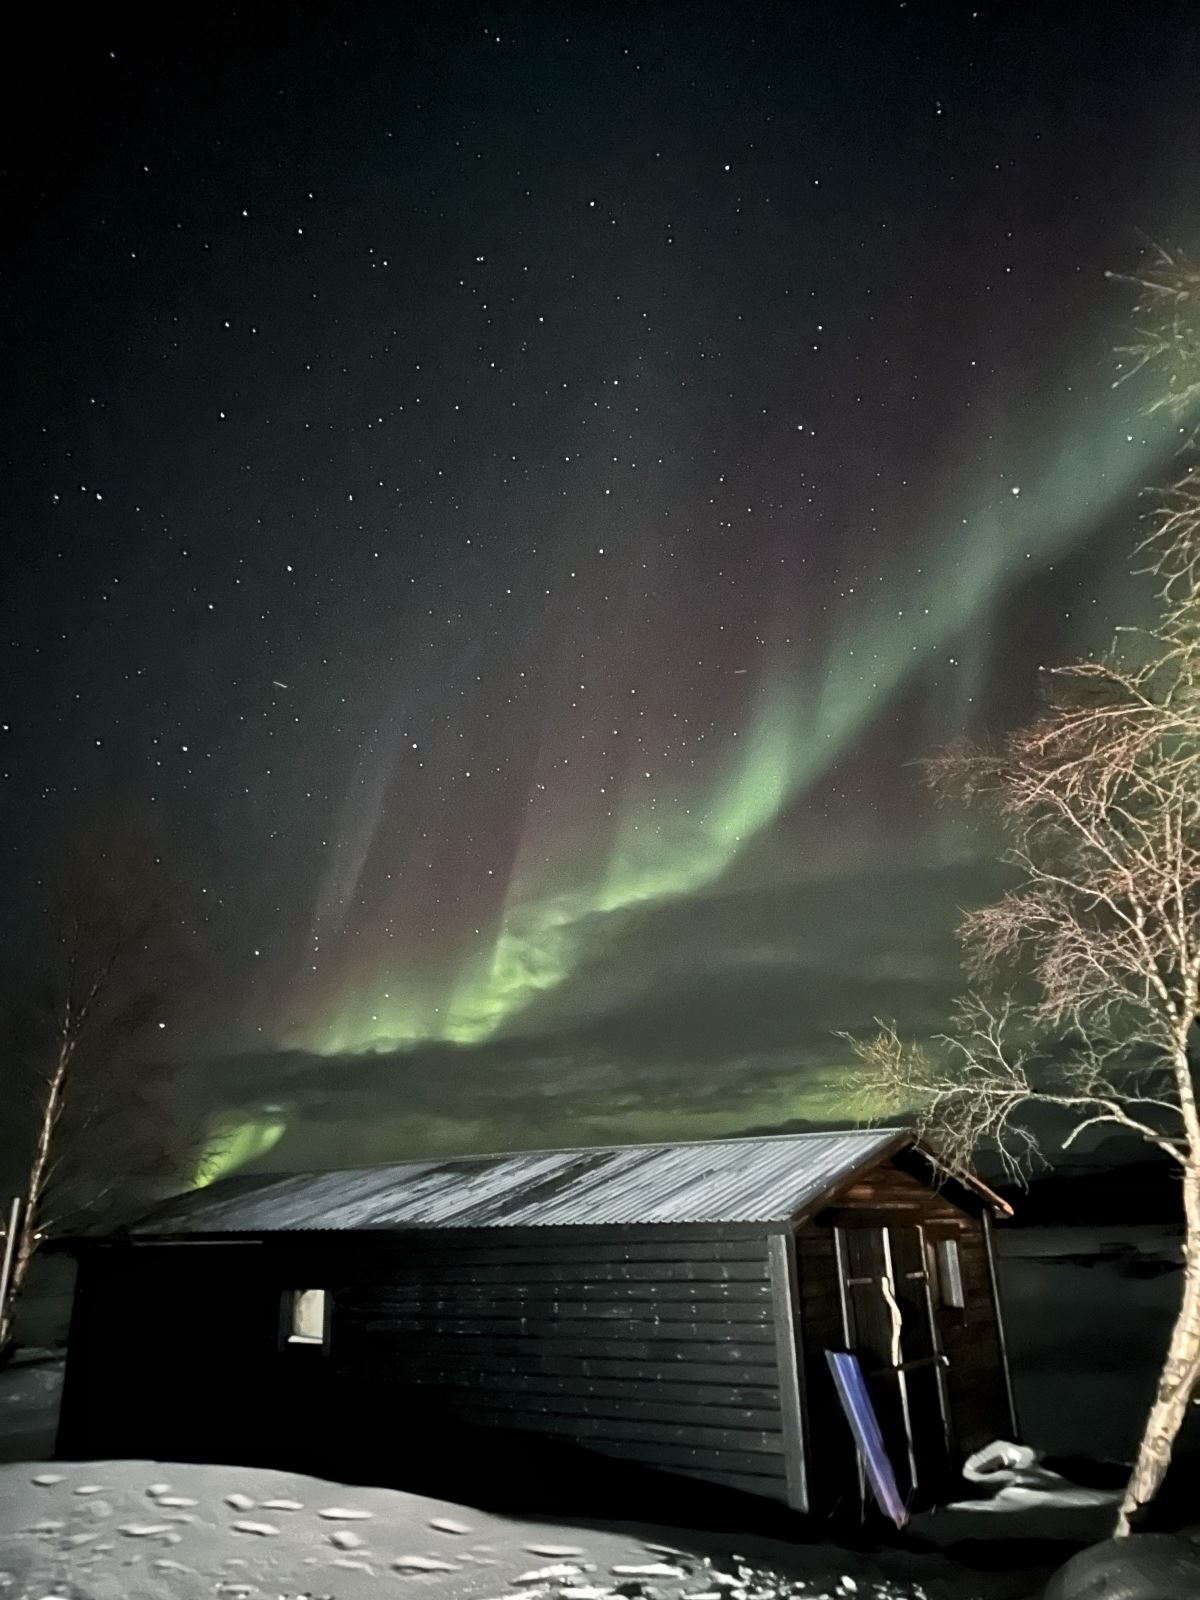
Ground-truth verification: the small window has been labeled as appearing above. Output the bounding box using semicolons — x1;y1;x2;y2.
285;1288;328;1346
935;1239;966;1310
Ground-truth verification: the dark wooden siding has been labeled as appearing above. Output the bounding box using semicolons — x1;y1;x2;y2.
838;1162;1012;1455
798;1157;1013;1501
934;1224;1012;1454
791;1222;860;1516
326;1229;789;1502
59;1226;790;1505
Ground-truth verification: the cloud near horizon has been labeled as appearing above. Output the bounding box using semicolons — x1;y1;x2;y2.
197;841;1007;1173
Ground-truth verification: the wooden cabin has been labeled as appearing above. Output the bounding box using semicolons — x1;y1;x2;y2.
57;1129;1016;1518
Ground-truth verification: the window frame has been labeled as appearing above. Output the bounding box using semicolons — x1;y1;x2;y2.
928;1235;966;1312
280;1287;331;1352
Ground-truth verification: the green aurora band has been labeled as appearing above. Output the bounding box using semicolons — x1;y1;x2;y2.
303;373;1178;1059
194;1110;288;1188
197;342;1186;1183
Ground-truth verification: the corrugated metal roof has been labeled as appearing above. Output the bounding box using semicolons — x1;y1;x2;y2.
132;1129;911;1235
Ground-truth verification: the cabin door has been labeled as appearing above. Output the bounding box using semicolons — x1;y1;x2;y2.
834;1223;952;1510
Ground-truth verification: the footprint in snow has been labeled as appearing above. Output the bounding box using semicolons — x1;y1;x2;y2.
230;1520;280;1536
317;1505;373;1519
525;1544;588;1557
118;1523;174;1537
31;1473;65;1486
393;1554;459;1571
262;1497;305;1510
225;1492;256;1511
429;1516;472;1534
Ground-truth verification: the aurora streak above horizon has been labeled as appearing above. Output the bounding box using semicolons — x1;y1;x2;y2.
288;348;1178;1062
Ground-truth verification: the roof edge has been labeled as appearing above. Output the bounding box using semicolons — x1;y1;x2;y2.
789;1129;1013;1222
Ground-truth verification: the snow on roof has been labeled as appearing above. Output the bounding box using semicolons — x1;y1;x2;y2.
131;1128;916;1235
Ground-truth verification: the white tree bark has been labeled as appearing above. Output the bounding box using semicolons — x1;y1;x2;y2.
0;1035;72;1355
1116;1169;1200;1535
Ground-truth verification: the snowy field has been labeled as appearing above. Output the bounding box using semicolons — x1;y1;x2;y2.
0;1457;1062;1600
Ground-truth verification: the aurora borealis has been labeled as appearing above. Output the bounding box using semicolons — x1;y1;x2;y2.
6;4;1200;1177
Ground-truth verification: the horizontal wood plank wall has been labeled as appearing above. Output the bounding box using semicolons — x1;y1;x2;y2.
811;1160;1013;1461
326;1228;788;1502
827;1160;969;1222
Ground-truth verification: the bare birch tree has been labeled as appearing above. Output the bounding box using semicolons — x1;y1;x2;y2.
0;832;199;1360
848;249;1200;1537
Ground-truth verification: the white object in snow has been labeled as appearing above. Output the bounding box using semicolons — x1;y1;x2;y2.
962;1440;1038;1483
949;1438;1119;1513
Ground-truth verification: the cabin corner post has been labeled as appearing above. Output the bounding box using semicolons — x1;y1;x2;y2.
982;1210;1019;1441
767;1228;808;1513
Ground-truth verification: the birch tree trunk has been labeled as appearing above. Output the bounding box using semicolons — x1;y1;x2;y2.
0;1040;71;1356
1116;1170;1200;1536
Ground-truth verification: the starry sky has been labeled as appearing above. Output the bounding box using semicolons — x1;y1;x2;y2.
5;2;1200;1175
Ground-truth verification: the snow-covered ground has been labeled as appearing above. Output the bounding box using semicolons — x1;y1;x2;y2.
0;1457;1058;1600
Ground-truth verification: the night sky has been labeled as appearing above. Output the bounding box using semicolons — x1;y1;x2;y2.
5;3;1200;1175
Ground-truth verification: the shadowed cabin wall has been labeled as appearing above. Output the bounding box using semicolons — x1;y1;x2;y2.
58;1226;792;1505
326;1226;791;1503
57;1242;284;1464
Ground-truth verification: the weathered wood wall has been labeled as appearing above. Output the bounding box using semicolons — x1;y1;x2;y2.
326;1227;790;1502
800;1157;1013;1487
58;1225;792;1505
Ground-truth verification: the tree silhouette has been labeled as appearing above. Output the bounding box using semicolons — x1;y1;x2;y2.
0;829;201;1359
